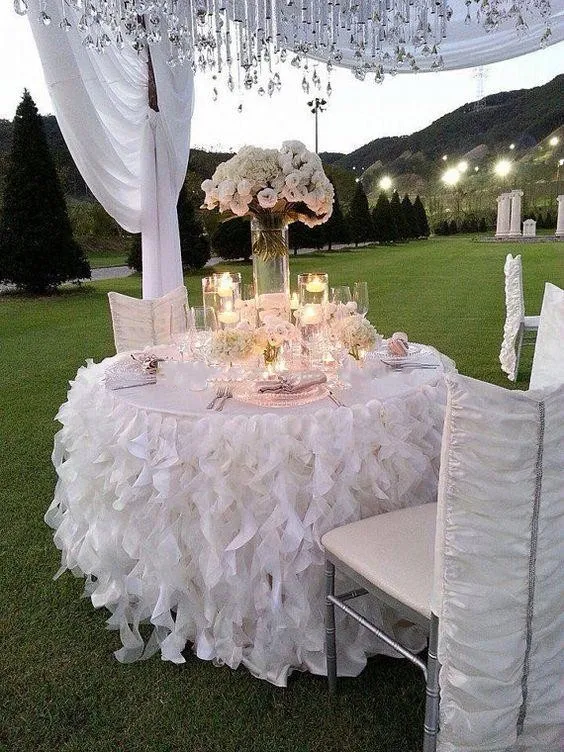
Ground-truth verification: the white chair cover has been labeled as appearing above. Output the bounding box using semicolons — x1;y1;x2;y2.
108;285;188;353
499;253;525;381
529;282;564;391
432;374;564;752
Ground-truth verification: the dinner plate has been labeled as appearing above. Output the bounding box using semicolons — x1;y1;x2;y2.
377;343;423;365
234;381;329;408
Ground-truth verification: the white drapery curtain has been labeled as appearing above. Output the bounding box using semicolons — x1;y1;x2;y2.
28;7;194;299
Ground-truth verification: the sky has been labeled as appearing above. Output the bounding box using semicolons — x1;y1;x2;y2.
1;4;562;155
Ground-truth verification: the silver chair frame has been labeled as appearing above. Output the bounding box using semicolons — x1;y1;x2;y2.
514;321;538;381
325;557;440;752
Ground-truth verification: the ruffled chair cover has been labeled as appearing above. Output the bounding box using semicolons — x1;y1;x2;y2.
108;286;188;353
432;374;564;751
529;282;564;390
499;254;525;381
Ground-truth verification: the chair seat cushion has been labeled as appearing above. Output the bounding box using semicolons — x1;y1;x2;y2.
524;315;540;328
322;503;436;620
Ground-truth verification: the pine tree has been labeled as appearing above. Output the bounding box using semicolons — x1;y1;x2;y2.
178;184;210;270
413;195;430;238
323;182;350;250
128;185;211;271
0;90;90;293
347;182;373;247
371;192;397;243
389;191;409;241
212;217;252;261
401;194;418;239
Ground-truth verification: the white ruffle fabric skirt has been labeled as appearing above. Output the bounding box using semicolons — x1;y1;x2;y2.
46;359;448;685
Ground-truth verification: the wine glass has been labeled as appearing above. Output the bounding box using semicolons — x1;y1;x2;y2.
191;307;217;361
353;281;369;317
330;285;352;305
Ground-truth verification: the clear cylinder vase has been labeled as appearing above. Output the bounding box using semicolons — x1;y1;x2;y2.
251;215;290;322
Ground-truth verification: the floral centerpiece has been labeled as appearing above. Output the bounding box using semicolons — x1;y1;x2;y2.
210;327;255;366
333;314;380;361
253;315;301;368
201;141;334;320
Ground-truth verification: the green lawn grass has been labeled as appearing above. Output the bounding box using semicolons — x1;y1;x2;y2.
1;236;562;752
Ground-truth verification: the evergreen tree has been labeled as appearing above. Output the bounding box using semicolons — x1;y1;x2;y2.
389;191;409;241
128;186;211;271
449;219;458;235
177;184;210;270
347;181;373;246
371;192;397;243
289;221;309;254
0;90;90;293
212;217;252;261
478;217;488;233
401;194;418;239
413;195;430;238
324;182;350;250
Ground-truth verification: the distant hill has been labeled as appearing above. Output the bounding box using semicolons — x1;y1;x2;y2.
332;75;564;173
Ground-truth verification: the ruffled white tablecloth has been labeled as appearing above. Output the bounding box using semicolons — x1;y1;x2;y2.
46;348;455;686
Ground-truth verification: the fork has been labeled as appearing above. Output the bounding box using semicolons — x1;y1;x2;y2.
215;388;233;411
207;386;226;409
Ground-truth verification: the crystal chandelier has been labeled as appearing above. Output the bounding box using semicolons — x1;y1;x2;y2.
14;0;555;97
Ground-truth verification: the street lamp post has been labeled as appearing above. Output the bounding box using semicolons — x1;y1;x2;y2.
307;97;327;154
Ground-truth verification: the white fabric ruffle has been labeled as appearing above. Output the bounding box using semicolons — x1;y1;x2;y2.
499;254;525;381
47;358;450;685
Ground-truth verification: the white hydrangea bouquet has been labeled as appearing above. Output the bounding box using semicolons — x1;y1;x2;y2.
333;315;381;361
201;140;334;260
210;327;255;365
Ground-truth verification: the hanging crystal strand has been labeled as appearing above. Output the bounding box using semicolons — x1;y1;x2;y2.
60;0;71;28
39;0;51;25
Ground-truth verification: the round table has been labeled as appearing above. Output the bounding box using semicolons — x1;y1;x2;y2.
46;348;455;686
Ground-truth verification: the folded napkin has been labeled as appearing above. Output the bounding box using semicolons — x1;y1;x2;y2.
104;353;162;390
257;371;327;394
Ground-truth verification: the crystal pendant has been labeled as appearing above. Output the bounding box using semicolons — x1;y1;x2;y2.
39;11;52;25
59;17;72;30
13;0;28;16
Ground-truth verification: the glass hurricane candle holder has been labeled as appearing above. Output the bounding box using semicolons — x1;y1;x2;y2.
298;273;329;306
298;303;327;367
202;276;218;315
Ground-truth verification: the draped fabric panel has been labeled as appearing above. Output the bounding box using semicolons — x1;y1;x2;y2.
28;8;194;299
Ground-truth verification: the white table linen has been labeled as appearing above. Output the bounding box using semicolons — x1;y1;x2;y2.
46;348;455;686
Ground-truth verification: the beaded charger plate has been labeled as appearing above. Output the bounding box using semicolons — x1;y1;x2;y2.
233;381;329;408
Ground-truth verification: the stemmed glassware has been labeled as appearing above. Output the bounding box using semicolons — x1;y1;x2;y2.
330;285;352;305
353;282;369;317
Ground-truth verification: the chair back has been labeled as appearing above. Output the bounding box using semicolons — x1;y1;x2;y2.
108;285;188;353
499;253;525;380
432;373;563;751
529;282;564;391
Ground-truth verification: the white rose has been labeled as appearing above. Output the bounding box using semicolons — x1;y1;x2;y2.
218;179;236;200
237;179;252;196
257;188;278;209
285;172;301;189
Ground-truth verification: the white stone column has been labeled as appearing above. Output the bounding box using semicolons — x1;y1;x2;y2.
508;189;524;237
496;193;511;237
556;195;564;237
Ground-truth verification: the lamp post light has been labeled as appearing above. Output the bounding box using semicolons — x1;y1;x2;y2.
494;158;512;190
549;136;559;147
378;175;393;192
307;97;327;154
557;158;564;184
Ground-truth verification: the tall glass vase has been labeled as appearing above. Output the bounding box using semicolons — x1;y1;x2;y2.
251;215;290;321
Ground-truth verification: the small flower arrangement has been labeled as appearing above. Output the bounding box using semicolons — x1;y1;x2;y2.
333;314;380;361
210;327;255;364
323;300;357;323
254;315;301;365
201;141;334;260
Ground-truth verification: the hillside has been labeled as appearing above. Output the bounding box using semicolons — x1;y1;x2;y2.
324;75;564;173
